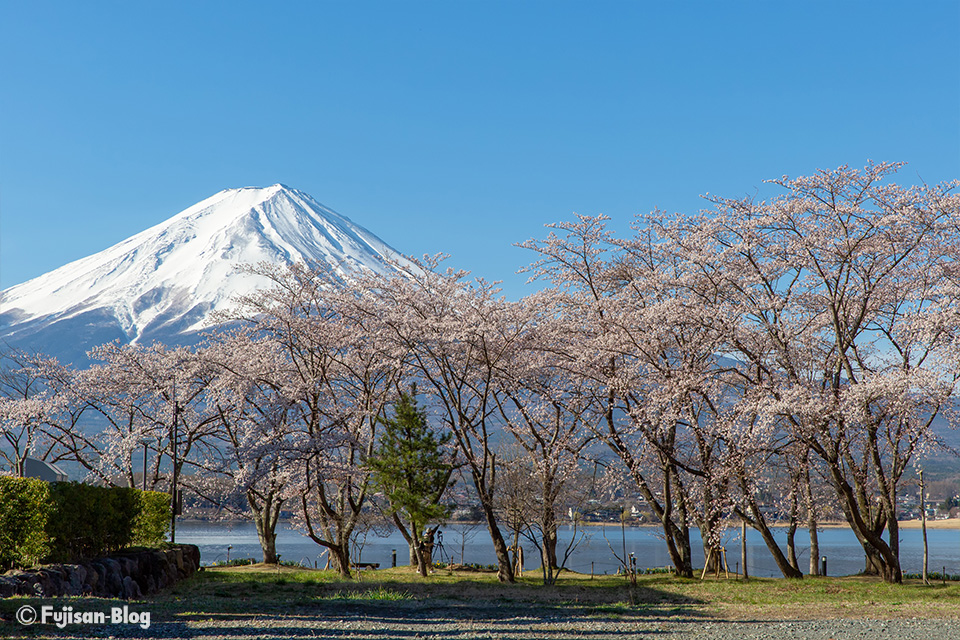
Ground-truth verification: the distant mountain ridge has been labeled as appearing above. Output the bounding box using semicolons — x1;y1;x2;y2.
0;185;411;364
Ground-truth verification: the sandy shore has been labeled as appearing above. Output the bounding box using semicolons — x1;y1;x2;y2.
897;518;960;529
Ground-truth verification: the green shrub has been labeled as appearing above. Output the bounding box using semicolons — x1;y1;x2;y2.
0;476;52;570
211;557;257;567
0;480;169;567
133;490;171;545
45;482;140;562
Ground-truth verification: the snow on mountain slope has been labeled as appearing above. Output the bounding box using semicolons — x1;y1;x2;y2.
0;185;412;362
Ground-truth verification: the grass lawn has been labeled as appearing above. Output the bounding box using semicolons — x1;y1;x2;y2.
179;564;960;618
33;564;960;618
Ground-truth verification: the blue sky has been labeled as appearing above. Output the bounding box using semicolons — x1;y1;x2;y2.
2;1;958;298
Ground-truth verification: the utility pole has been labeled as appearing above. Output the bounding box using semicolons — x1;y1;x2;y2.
170;383;179;544
141;440;149;492
920;469;929;585
741;517;748;579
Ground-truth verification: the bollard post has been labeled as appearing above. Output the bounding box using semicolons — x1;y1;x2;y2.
821;556;827;577
391;549;397;568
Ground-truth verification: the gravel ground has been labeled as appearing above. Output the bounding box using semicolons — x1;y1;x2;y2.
8;600;960;640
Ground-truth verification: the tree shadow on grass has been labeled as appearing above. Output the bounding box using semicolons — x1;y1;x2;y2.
0;573;709;639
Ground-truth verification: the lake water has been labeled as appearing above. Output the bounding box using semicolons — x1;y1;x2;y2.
175;519;960;578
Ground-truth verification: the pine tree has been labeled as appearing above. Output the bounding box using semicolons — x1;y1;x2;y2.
368;387;454;576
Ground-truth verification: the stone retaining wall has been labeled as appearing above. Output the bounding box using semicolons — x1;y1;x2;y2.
0;545;200;599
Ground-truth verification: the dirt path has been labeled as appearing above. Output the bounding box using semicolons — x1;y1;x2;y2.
7;599;960;640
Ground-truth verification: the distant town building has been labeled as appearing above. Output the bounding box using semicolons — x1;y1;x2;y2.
22;457;68;482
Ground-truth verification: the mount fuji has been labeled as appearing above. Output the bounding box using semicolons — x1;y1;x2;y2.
0;185;412;364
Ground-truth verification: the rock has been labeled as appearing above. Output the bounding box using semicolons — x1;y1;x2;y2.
100;558;124;595
0;576;19;598
89;561;106;595
64;564;86;595
122;575;142;599
0;545;199;600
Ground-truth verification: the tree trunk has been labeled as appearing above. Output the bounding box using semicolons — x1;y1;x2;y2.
804;469;819;576
828;465;902;582
411;526;432;577
481;500;515;583
543;528;558;570
660;515;693;578
254;518;279;565
786;483;800;572
326;544;350;577
601;422;693;577
541;503;559;570
414;543;429;577
742;500;803;579
887;516;901;577
541;545;557;585
786;522;799;572
807;519;820;577
248;490;282;565
472;465;515;583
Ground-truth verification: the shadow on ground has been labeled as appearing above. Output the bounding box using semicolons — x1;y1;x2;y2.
0;569;709;638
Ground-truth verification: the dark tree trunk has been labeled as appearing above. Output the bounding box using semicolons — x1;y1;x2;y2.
248;490;282;565
329;544;351;577
471;462;515;583
255;522;279;565
542;507;559;570
741;500;803;579
482;502;515;583
659;515;693;578
827;463;902;582
786;522;799;572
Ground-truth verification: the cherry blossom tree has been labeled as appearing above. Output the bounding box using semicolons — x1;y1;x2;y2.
74;342;219;494
0;350;66;476
490;300;595;583
222;262;402;576
347;256;532;582
518;216;735;578
650;162;960;582
193;331;298;564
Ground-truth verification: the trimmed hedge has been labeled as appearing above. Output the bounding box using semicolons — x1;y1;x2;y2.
0;478;171;570
133;490;172;545
46;482;139;562
0;476;52;570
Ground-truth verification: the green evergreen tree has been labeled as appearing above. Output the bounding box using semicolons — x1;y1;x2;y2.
368;387;454;577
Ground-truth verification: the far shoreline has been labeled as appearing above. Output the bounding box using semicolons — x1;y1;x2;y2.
177;516;960;530
898;518;960;530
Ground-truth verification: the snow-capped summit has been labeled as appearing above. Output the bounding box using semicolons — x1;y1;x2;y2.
0;185;411;363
